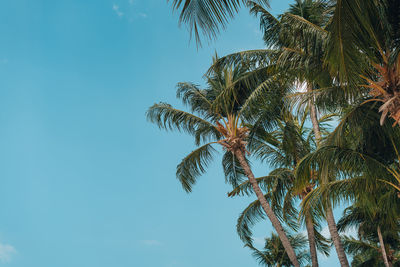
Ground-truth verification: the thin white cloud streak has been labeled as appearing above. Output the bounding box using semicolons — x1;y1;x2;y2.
113;4;124;17
0;243;16;263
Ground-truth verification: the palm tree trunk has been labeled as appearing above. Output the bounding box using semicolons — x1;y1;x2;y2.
377;226;391;267
309;95;322;143
305;213;319;267
234;150;300;267
307;85;350;267
326;204;349;267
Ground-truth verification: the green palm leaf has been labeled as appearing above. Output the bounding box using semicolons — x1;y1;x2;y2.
147;102;221;145
176;142;217;192
222;151;246;187
169;0;270;44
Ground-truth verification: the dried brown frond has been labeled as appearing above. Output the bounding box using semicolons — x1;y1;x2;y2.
363;53;400;126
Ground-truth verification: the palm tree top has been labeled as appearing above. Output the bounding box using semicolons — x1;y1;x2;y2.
147;63;284;191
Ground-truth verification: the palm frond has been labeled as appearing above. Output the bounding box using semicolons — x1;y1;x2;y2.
222;151;246;188
246;233;311;267
147;102;221;145
228;175;280;197
176;82;213;116
247;0;281;47
169;0;270;45
325;0;371;87
342;236;378;255
236;197;266;245
246;244;275;266
208;49;275;71
314;227;331;256
176;142;217;192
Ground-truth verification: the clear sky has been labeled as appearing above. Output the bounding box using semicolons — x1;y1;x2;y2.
0;1;341;266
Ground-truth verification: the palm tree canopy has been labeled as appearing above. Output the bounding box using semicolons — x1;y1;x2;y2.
342;235;400;267
147;61;288;191
247;232;311;267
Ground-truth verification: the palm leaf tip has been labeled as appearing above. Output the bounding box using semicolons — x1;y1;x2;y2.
168;0;270;44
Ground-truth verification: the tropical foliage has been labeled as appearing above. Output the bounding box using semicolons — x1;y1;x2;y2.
149;0;400;266
247;233;311;267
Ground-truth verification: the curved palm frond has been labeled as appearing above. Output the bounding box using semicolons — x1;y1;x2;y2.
247;0;281;47
246;244;276;266
314;227;331;256
228;173;285;197
169;0;270;44
208;49;275;71
240;74;289;118
222;151;246;187
147;102;221;145
281;12;328;40
176;142;218;192
176;82;213;116
246;233;311;267
236;197;266;245
324;0;367;86
342;236;379;255
209;65;277;115
300;176;367;211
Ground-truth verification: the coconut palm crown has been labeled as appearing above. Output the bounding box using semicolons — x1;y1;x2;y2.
228;109;332;267
147;63;303;266
247;232;311;267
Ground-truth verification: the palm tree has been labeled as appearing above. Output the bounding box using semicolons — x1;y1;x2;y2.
277;3;349;265
296;101;400;266
228;110;332;267
210;1;351;265
247;233;311;267
147;64;301;266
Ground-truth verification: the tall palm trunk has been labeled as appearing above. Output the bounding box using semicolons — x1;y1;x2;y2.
234;150;301;267
325;204;349;267
305;213;319;267
377;226;391;267
308;86;350;267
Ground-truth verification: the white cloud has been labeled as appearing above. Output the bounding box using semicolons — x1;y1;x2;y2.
113;4;124;17
141;240;162;246
113;2;147;22
0;243;16;263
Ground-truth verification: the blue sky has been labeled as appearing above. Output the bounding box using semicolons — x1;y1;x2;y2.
0;1;342;266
